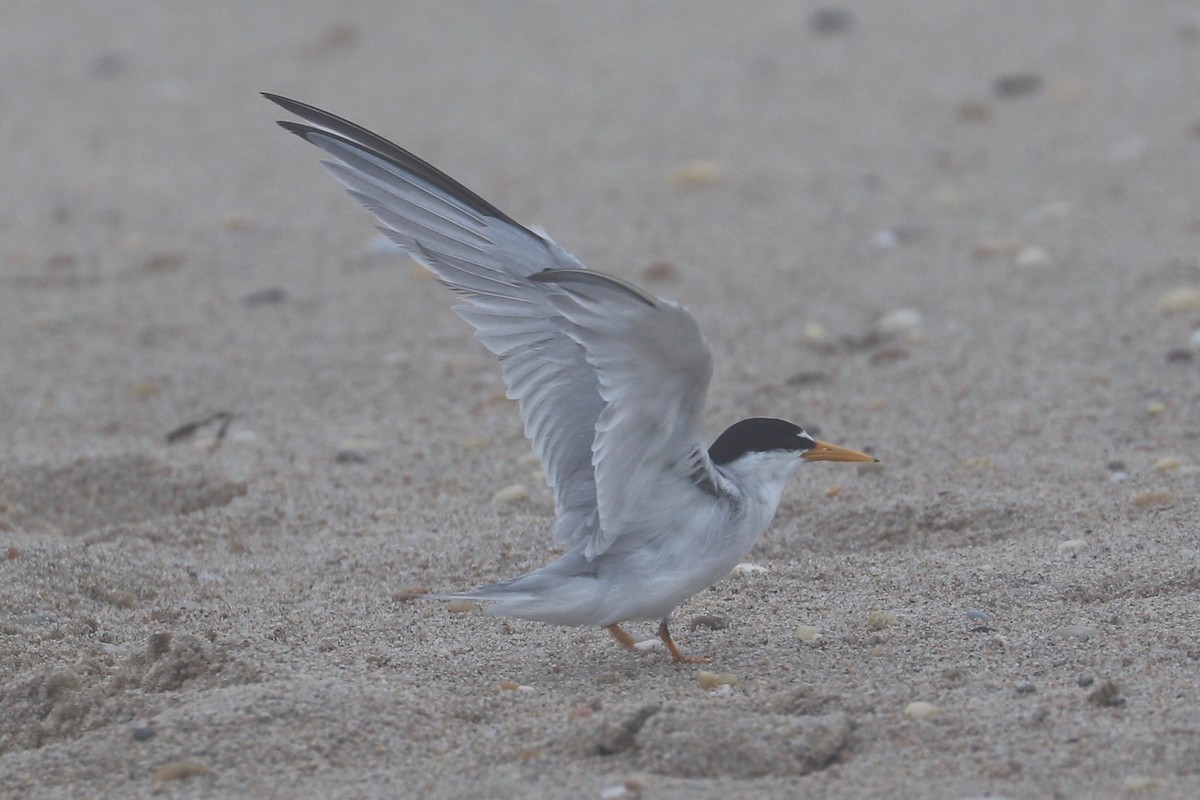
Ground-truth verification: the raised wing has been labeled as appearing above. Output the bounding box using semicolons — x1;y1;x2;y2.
532;269;717;558
267;95;719;558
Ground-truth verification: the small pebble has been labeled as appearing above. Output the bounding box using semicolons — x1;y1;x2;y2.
786;370;829;386
334;437;382;464
1155;287;1200;313
154;761;210;782
1088;680;1125;707
1015;245;1054;269
490;484;529;504
972;239;1026;259
866;611;898;630
801;320;832;347
965;609;995;628
445;600;477;614
1145;401;1167;416
373;507;401;522
877;308;923;338
809;7;854;34
1131;489;1176;508
632;639;662;653
1152;457;1182;473
599;785;629;800
696;671;739;690
957;101;993;123
1122;775;1158;792
1057;539;1087;557
241;287;287;306
667;160;725;189
869;347;909;365
132;726;157;742
1166;348;1194;363
642;261;679;282
824;484;841;499
1015;682;1036;695
1077;674;1095;688
904;701;939;720
993;73;1043;98
1048;80;1089;101
934;186;966;210
732;563;768;576
796;625;823;644
1054;625;1098;640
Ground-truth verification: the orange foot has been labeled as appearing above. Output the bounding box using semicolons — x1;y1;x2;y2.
659;620;711;665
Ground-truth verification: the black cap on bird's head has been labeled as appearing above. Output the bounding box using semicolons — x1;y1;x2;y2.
708;417;876;467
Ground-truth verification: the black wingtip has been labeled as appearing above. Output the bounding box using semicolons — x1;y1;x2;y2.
262;91;536;235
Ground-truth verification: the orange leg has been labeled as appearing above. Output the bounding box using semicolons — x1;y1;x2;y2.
606;623;637;651
658;619;711;665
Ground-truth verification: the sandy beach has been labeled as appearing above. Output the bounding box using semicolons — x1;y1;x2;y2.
2;2;1199;797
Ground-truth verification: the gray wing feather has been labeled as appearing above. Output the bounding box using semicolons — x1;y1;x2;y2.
267;94;717;558
532;270;717;558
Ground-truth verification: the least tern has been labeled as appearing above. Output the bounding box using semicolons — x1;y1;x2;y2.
267;94;876;663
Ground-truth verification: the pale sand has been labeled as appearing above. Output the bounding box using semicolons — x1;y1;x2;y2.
2;2;1199;797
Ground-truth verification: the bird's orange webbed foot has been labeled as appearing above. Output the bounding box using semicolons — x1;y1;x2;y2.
658;620;711;665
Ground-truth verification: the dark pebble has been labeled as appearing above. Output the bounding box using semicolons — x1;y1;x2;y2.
1087;680;1125;707
242;287;288;306
148;632;172;659
1105;461;1126;473
132;726;157;742
993;73;1043;98
91;52;129;79
1166;348;1194;364
1077;674;1095;688
810;8;854;35
334;449;369;464
785;371;829;386
869;347;909;366
1015;682;1036;695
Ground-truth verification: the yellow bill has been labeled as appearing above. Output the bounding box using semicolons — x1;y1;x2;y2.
802;440;877;463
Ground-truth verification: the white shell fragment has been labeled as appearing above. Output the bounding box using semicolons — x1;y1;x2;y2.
732;563;768;576
667;160;726;189
1156;286;1200;313
697;671;740;689
796;625;823;644
904;701;939;720
878;308;924;337
490;484;530;504
1014;245;1055;269
1057;539;1087;557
